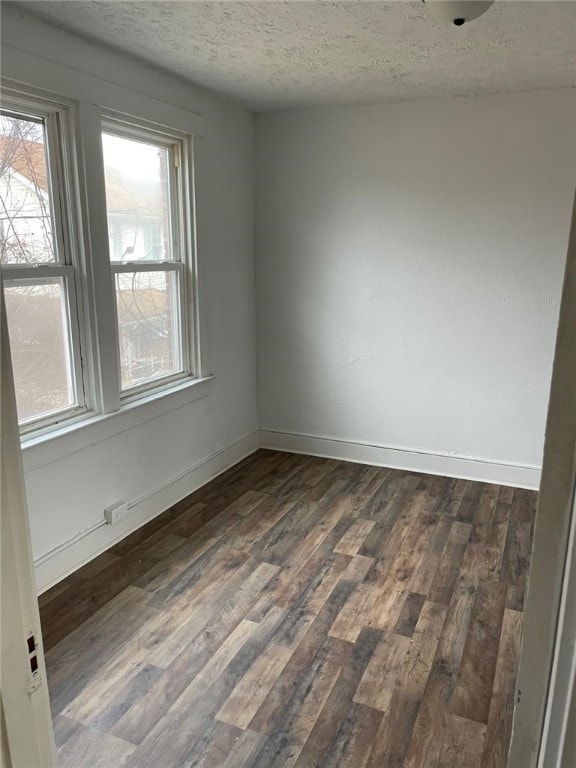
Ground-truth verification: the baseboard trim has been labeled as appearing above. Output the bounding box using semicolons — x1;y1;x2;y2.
259;430;541;490
36;427;540;592
35;431;260;594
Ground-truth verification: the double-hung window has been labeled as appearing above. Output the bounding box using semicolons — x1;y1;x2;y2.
0;85;198;438
0;98;86;433
101;119;193;397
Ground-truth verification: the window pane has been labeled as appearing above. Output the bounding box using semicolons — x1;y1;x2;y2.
115;270;182;390
102;133;172;262
0;113;56;264
4;278;76;423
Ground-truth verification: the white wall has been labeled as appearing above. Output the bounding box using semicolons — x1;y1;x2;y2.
1;7;258;591
256;90;576;485
3;6;575;590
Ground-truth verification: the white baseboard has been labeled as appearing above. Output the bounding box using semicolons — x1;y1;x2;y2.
259;430;541;491
36;427;540;593
35;431;260;594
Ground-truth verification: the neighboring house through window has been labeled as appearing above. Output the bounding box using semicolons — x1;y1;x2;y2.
0;88;197;436
102;122;190;395
0;106;85;431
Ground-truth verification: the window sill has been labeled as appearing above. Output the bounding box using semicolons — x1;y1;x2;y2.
22;375;215;472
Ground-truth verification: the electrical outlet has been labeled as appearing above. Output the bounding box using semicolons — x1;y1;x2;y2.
104;501;128;525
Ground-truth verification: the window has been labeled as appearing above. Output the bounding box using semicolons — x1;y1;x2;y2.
0;85;198;438
0;102;86;432
101;122;192;396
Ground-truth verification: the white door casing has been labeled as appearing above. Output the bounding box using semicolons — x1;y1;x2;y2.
509;192;576;768
0;280;57;767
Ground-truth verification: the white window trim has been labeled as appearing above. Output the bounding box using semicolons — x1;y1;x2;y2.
21;374;215;467
101;112;200;401
0;89;90;434
0;81;204;442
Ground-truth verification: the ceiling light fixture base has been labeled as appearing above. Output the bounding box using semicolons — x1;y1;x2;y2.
422;0;496;26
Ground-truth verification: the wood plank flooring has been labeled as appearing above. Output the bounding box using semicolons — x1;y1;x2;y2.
40;450;537;768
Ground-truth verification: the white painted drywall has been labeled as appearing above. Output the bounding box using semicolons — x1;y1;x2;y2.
1;7;258;590
3;5;575;590
256;90;576;471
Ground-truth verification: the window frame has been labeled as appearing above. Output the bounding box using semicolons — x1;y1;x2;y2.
0;92;90;435
0;83;202;441
100;113;198;402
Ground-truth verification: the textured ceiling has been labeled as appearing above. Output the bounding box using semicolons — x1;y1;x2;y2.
14;0;576;111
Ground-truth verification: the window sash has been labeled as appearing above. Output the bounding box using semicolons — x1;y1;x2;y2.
111;261;182;273
102;117;194;400
112;262;188;398
101;118;186;267
3;270;87;433
0;97;88;433
1;106;70;268
1;86;199;438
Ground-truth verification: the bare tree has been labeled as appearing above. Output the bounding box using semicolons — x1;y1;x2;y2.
0;114;54;266
1;114;69;421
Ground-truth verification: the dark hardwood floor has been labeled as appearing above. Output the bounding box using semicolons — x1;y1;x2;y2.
39;449;537;768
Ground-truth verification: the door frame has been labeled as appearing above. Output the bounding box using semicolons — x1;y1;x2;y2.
509;192;576;768
538;489;576;768
0;282;57;767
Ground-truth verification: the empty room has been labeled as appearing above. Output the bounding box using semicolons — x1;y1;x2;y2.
1;1;575;767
